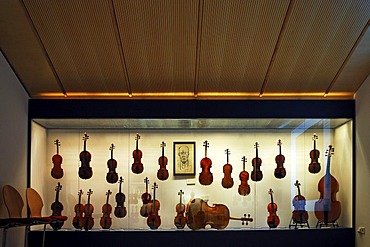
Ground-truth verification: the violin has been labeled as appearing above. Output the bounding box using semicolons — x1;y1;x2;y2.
100;190;112;229
157;142;169;180
51;139;63;179
251;142;263;182
174;190;186;229
274;139;286;179
50;182;65;230
221;149;234;189
186;198;253;230
199;140;213;186
140;177;151;217
72;190;85;230
238;156;250;196
292;180;309;224
267;188;280;228
147;182;161;229
314;145;341;224
106;144;118;184
114;177;127;218
308;133;321;174
131;134;144;174
82;189;94;230
78;132;93;179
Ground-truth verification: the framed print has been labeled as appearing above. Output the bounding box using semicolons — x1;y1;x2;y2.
173;142;196;176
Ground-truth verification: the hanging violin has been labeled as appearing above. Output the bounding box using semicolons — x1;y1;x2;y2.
140;177;151;217
199;140;213;186
72;190;85;230
274;139;286;179
251;142;263;182
51;139;63;179
114;177;127;218
292;180;309;224
82;189;94;230
50;182;65;230
106;144;118;184
131;134;144;174
221;149;234;189
174;190;186;229
267;188;280;228
238;156;250;196
157;142;169;180
100;190;112;229
147;182;161;229
308;133;321;174
78;132;93;179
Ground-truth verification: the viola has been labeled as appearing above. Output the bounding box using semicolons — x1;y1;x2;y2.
174;190;186;229
267;188;280;228
82;189;94;230
314;145;341;224
114;177;127;218
274;139;286;179
292;180;309;224
140;177;151;217
238;156;250;196
78;132;93;179
100;190;112;229
72;190;85;230
199;140;213;186
50;182;65;230
131;134;144;174
147;182;161;229
51;139;63;179
106;144;118;184
251;142;263;182
157;142;169;180
221;149;234;189
308;133;321;174
186;198;253;230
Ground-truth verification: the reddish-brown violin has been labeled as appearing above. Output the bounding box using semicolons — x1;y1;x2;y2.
140;177;151;217
147;182;161;229
238;156;250;196
51;139;63;179
72;190;84;230
100;190;112;229
267;188;280;228
308;133;321;174
274;139;286;179
131;134;144;174
78;132;93;179
82;189;94;230
174;190;186;229
106;144;118;184
221;149;234;189
157;142;169;180
292;180;309;224
50;182;64;230
251;142;263;182
114;177;127;218
199;140;213;186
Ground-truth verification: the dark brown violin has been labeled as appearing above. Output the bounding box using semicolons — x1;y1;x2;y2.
251;142;263;182
174;190;186;229
78;132;93;179
140;177;151;217
147;182;161;229
106;144;118;184
314;145;341;224
114;177;127;218
221;149;234;189
199;140;213;186
292;180;309;224
157;142;169;180
72;190;85;230
50;182;64;230
267;188;280;228
131;134;144;174
238;156;250;196
274;139;286;179
51;139;63;179
186;198;253;230
82;189;94;230
309;133;321;174
100;190;112;229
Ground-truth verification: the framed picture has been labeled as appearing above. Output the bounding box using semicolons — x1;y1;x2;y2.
173;142;196;176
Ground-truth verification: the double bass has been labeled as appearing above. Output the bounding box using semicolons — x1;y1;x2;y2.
267;188;280;228
147;182;161;229
140;177;151;217
131;134;144;174
221;149;234;189
100;190;112;229
251;142;263;182
82;189;94;230
51;139;63;179
157;142;169;180
199;141;213;186
308;134;321;174
72;190;84;230
314;145;341;224
238;156;250;196
78;132;93;179
106;144;118;184
292;180;309;224
174;190;186;229
114;177;127;218
274;139;286;179
50;182;64;230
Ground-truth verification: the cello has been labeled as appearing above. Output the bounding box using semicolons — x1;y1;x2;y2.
308;133;321;174
82;189;94;230
140;177;151;217
78;132;93;179
292;180;309;224
251;142;263;182
174;190;186;229
50;182;65;230
157;142;169;180
199;140;213;186
72;190;85;230
267;188;280;228
51;139;63;179
238;156;250;196
221;149;234;189
314;145;341;224
114;177;127;218
274;139;286;179
100;190;112;229
106;144;118;184
147;182;161;229
131;134;144;174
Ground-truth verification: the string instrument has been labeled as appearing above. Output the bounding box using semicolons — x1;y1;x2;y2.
106;144;118;184
78;132;93;179
157;142;169;180
199;140;213;186
314;145;341;224
72;190;85;230
221;149;234;189
251;142;263;182
131;134;144;174
147;182;161;229
308;133;321;174
140;177;151;217
274;139;286;179
50;182;64;230
114;177;127;218
174;190;186;229
100;190;112;229
82;189;94;230
292;180;309;224
51;139;63;179
186;198;253;230
267;188;280;228
238;156;250;196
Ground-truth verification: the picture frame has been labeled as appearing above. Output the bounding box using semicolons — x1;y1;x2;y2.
173;142;196;176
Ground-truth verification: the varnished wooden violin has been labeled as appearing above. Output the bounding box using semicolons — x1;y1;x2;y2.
267;188;280;228
82;189;94;230
147;182;161;229
292;180;308;224
114;177;127;218
100;190;112;229
131;134;144;174
106;144;118;184
308;133;321;174
221;149;234;189
251;142;263;182
238;156;250;196
199;141;213;186
72;190;84;230
140;177;151;217
157;142;169;180
51;139;63;179
274;139;286;179
50;182;64;230
174;190;186;229
78;132;93;179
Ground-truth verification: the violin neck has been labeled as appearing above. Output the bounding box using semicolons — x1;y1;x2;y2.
152;189;156;211
55;190;60;202
279;145;281;155
297;186;301;197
